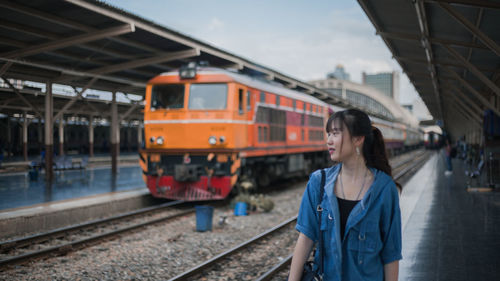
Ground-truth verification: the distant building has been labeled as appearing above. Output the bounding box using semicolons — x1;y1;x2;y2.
327;64;350;81
362;71;399;102
402;104;413;113
309;76;419;128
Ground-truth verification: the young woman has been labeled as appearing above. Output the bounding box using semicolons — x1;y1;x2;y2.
289;109;402;281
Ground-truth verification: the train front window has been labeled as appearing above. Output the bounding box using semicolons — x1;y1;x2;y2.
151;84;185;110
188;83;227;110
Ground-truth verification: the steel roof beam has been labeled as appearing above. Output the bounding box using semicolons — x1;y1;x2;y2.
0;18;140;61
118;103;140;123
414;0;443;121
0;62;13;76
443;66;500;116
377;31;488;50
395;56;496;73
53;77;98;121
443;82;483;115
463;8;483;78
438;2;500;57
89;49;200;75
1;77;43;119
445;93;482;124
0;24;135;59
442;44;500;96
0;57;146;88
426;0;500;10
0;0;161;55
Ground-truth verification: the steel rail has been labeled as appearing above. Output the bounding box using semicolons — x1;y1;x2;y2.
0;208;194;268
0;201;193;268
255;151;431;280
391;150;427;172
167;216;298;281
394;151;430;180
0;200;184;252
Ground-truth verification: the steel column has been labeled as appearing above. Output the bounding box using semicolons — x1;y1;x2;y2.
6;117;11;159
88;115;94;157
37;118;42;153
111;92;119;174
58;118;64;156
45;82;53;181
22;111;28;161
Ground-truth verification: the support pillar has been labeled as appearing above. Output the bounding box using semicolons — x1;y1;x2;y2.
89;115;94;157
58;118;64;156
23;111;28;161
127;122;132;152
111;92;119;174
6;116;11;159
45;82;53;181
37;119;42;154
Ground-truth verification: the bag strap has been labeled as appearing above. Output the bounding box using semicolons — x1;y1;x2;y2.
317;169;326;277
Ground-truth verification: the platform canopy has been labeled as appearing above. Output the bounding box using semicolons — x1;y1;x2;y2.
358;0;500;139
0;0;353;122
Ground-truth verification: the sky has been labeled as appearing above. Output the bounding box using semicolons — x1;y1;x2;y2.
102;0;427;108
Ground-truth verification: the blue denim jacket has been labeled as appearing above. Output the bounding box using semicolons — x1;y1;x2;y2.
296;164;402;280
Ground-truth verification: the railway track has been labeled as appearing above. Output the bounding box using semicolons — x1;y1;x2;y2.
167;216;297;281
169;150;431;281
0;200;193;269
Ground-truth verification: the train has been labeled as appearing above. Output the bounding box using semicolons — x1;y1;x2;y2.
140;65;423;201
423;126;443;149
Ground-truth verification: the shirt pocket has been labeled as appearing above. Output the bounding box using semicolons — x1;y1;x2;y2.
347;220;379;253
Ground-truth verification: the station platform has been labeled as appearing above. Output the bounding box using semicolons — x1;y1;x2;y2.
0;164;145;211
399;151;500;280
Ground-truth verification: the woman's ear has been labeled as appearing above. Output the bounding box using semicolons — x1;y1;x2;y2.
353;136;365;148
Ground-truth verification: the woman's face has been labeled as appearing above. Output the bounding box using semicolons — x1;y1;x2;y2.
326;120;355;162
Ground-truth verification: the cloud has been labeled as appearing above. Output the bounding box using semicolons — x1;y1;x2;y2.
207;17;224;31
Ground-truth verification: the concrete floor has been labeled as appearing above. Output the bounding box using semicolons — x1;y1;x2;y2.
0;165;145;211
399;151;500;280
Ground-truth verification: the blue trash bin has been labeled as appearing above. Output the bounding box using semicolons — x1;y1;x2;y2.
234;202;248;216
195;205;214;232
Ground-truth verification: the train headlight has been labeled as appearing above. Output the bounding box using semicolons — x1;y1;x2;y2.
208;136;217;145
156;136;164;145
179;62;197;79
219;136;226;143
150;136;155;143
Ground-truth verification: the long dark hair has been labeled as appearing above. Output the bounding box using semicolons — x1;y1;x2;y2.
326;108;401;190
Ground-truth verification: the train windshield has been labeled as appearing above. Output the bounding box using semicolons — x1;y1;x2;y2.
188;83;227;110
151;84;185;110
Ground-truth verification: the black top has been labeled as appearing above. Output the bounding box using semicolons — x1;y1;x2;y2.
337;197;360;240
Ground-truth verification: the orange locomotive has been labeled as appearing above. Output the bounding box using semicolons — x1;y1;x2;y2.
140;65;330;201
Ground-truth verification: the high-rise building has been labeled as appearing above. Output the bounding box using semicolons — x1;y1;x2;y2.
327;64;350;81
362;71;399;102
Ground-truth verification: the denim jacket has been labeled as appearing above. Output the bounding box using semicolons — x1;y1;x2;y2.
296;164;402;280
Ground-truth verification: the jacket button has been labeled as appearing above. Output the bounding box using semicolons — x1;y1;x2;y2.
359;260;363;265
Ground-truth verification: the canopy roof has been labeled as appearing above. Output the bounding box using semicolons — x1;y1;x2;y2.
358;0;500;137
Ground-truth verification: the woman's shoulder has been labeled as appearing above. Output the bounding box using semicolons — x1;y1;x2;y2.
309;164;340;181
370;168;398;196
